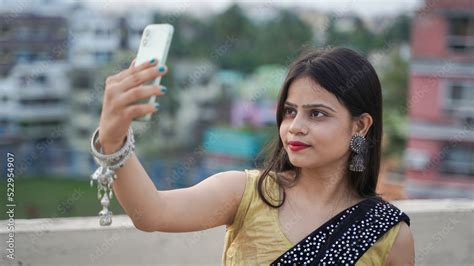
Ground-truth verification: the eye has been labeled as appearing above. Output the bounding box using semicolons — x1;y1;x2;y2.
283;107;296;117
311;110;326;118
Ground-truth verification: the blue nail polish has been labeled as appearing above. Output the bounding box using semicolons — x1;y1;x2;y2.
157;66;166;73
150;58;156;64
155;103;160;110
160;86;167;93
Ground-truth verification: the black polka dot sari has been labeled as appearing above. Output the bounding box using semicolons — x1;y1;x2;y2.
270;196;410;265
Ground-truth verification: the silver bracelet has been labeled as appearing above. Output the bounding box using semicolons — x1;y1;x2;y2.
91;127;134;164
90;127;135;226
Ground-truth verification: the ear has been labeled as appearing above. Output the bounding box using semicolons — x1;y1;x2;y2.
351;113;373;137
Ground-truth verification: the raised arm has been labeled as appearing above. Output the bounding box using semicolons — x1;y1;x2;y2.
111;152;246;232
98;59;247;232
128;169;246;232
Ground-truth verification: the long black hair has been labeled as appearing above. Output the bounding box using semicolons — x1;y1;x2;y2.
257;47;383;208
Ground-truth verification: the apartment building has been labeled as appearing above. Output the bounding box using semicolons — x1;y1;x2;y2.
405;0;474;198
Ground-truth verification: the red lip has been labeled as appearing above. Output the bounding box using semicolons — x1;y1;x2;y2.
288;141;311;152
288;141;310;146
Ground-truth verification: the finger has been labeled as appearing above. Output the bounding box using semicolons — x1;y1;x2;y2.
129;58;136;68
119;64;168;92
113;58;159;85
124;103;159;120
116;84;167;108
105;58;138;85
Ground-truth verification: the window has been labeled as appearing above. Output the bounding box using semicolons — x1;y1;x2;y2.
20;120;62;127
95;28;103;36
19;98;61;106
78;127;90;138
447;16;474;52
0;24;11;38
95;28;112;37
72;75;91;88
19;74;49;87
440;144;474;176
445;81;474;112
15;49;33;62
35;74;47;85
0;48;12;63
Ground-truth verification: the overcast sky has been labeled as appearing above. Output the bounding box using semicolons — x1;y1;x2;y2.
81;0;424;18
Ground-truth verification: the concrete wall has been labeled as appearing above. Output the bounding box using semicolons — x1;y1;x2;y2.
1;199;473;265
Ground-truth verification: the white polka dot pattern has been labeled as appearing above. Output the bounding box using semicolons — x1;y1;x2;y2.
271;197;410;265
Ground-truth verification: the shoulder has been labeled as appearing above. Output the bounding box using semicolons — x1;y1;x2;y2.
205;170;247;190
226;169;282;226
215;170;248;199
221;169;259;227
385;221;414;265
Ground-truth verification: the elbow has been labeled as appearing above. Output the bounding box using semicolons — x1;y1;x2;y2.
135;224;155;232
130;195;163;232
133;220;156;232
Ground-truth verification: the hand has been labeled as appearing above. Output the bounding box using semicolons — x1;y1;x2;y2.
98;58;168;153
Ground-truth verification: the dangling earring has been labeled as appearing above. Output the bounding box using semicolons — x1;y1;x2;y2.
349;133;368;172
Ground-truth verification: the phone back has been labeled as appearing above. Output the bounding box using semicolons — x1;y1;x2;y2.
133;24;174;121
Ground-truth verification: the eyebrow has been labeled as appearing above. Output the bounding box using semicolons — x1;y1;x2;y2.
284;101;336;112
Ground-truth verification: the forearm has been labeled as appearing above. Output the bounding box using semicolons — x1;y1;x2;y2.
103;142;160;229
95;58;168;229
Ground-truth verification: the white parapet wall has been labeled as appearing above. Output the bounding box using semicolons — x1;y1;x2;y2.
1;199;473;265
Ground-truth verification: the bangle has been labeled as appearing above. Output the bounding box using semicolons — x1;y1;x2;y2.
91;127;134;163
90;127;135;226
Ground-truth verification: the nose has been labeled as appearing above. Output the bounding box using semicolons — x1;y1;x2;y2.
288;114;308;135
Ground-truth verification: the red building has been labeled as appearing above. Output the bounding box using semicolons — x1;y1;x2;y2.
405;0;474;198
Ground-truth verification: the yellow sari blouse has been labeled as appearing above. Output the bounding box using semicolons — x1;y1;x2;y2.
222;169;408;265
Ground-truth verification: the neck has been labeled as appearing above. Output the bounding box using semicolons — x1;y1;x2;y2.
293;161;360;209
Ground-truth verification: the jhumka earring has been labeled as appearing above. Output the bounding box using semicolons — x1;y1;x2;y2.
349;133;368;172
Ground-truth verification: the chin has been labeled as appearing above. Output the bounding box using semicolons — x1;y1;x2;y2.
288;157;314;168
288;153;324;168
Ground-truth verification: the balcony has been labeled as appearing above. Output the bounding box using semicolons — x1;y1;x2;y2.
12;107;69;122
0;199;472;265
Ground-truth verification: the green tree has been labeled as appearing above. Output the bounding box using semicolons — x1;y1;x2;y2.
382;15;411;44
155;12;212;58
256;9;314;66
380;53;409;158
208;4;257;73
325;15;382;54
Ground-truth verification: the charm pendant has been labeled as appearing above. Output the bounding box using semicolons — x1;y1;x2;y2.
90;164;116;226
99;207;113;226
99;193;113;226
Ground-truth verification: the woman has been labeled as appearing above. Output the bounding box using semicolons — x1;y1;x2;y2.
92;47;414;265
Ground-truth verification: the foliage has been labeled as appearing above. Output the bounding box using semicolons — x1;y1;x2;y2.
380;53;409;158
155;4;313;73
0;177;125;219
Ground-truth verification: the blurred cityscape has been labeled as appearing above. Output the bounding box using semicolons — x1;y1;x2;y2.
0;0;472;219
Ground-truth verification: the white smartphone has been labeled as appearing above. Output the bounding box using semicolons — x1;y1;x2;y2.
133;24;174;121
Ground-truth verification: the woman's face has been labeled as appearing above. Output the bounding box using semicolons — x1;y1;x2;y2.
279;76;354;172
